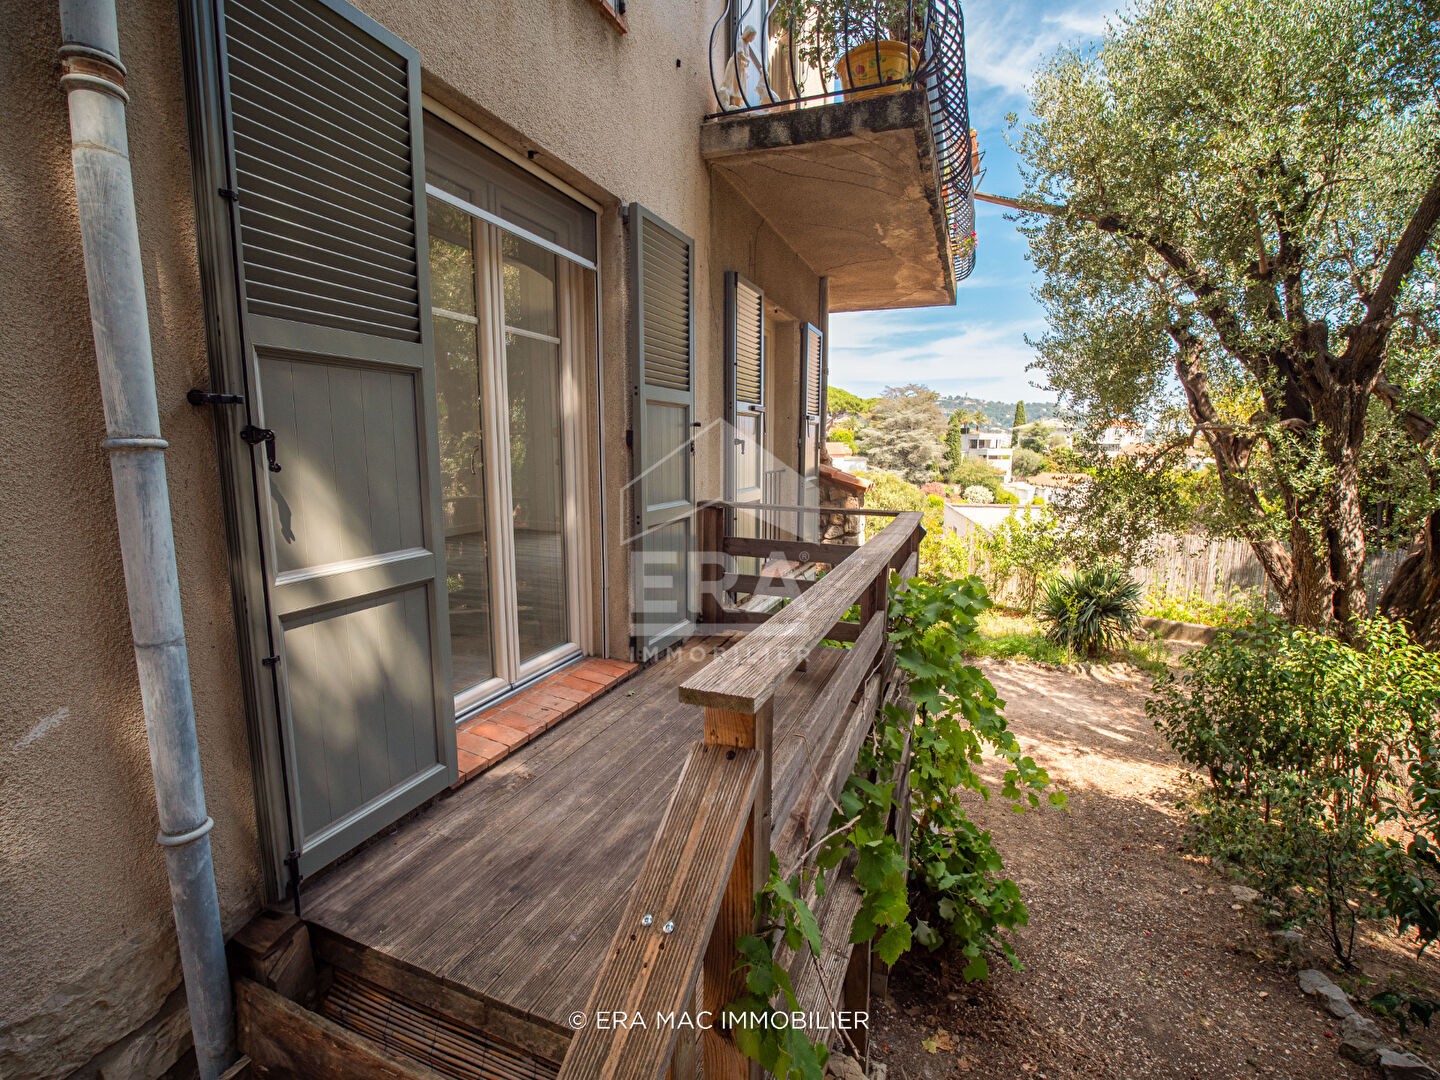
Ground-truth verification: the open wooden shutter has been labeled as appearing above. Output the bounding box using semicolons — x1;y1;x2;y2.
217;0;455;878
725;272;766;544
800;322;824;541
630;205;696;659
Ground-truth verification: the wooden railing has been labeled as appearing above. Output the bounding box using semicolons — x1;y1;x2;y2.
560;506;922;1080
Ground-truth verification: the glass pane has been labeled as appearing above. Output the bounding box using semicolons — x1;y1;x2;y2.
427;196;476;317
506;329;568;662
428;207;494;693
501;233;559;338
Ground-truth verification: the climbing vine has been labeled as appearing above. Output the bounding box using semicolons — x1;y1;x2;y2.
731;574;1063;1076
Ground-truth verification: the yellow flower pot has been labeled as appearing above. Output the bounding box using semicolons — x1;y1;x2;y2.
835;40;920;100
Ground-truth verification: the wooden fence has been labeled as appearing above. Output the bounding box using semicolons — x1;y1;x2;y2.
1130;534;1406;609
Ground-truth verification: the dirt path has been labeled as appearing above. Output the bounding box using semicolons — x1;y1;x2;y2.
873;660;1367;1080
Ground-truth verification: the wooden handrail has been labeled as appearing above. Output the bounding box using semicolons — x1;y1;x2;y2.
561;509;922;1080
716;499;904;518
680;511;922;714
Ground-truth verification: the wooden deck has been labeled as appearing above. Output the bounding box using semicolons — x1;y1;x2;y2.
302;635;849;1033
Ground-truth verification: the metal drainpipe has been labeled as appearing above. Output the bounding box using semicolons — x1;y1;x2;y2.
57;2;236;1076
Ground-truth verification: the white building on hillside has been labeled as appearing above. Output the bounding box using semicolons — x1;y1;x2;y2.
1098;422;1145;457
959;430;1013;481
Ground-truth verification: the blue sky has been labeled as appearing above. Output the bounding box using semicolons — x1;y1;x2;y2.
828;0;1116;404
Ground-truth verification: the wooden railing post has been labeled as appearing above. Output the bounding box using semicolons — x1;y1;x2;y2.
698;502;725;628
700;701;772;1079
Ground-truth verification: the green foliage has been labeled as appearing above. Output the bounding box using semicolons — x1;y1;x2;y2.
1014;0;1440;625
1150;617;1440;963
947;457;1004;494
1012;401;1026;433
828;428;858;452
1369;990;1440;1038
1038;565;1142;657
981;510;1067;614
869;576;1061;964
944;411;969;477
732;576;1062;1078
859;471;975;586
863;385;948;484
1141;585;1267;627
827;386;876;418
1011;447;1045;477
1047;451;1212;568
729;859;830;1080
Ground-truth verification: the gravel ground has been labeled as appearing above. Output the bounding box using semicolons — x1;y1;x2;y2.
871;659;1372;1080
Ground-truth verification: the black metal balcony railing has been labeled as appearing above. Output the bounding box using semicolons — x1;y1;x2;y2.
706;0;977;284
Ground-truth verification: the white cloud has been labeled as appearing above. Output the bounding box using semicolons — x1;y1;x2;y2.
828;311;1052;399
964;0;1117;98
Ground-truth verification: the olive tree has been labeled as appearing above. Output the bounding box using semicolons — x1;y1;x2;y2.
1006;0;1440;641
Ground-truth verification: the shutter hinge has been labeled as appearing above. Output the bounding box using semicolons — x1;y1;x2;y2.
261;654;281;668
625;428;633;450
217;186;239;203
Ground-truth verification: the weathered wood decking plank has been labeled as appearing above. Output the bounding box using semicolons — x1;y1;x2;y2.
302;638;848;1031
306;642;719;953
557;744;762;1080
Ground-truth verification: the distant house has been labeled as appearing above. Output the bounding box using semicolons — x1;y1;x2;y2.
1098;422;1146;457
942;501;1041;541
959;429;1014;481
1030;472;1089;502
826;440;868;474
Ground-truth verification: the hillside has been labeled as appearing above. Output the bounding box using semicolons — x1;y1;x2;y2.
937;395;1061;427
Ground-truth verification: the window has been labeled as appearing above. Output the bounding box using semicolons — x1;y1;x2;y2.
424;115;599;714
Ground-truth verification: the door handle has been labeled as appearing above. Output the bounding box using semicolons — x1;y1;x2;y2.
240;425;282;473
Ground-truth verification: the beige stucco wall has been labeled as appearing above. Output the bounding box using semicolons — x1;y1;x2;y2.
0;0;824;1074
0;2;263;1077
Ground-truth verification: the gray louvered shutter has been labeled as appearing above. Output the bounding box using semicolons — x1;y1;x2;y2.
630;205;696;659
725;272;766;543
800;322;824;541
218;0;456;877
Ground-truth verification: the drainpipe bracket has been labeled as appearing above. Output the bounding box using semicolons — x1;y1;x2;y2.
59;50;128;100
157;817;215;848
102;435;169;451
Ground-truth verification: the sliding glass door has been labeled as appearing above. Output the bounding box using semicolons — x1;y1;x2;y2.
424;115;597;714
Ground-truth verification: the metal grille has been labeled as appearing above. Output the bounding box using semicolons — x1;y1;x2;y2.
706;0;978;284
225;0;422;340
923;0;978;284
734;279;763;404
640;216;692;392
805;324;823;418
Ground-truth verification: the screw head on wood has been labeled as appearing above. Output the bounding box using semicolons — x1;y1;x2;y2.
642;914;654;926
663;920;675;934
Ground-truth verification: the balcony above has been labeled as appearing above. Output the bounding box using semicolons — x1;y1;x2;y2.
701;0;977;313
703;88;952;311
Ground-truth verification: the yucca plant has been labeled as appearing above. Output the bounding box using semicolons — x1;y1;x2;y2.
1039;565;1142;657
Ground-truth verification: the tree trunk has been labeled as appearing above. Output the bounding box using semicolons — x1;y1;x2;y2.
1381;509;1440;648
1317;387;1372;634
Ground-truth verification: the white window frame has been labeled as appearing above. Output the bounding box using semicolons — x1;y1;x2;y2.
423;110;601;719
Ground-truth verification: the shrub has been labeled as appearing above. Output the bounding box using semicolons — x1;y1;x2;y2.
1012;447;1045;476
828;427;857;451
1038;565;1142;656
1150;617;1440;963
1142;585;1267;627
948;458;1004;494
981;509;1066;614
962;484;994;503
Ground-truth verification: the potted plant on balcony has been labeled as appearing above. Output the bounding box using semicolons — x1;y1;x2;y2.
777;0;925;100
